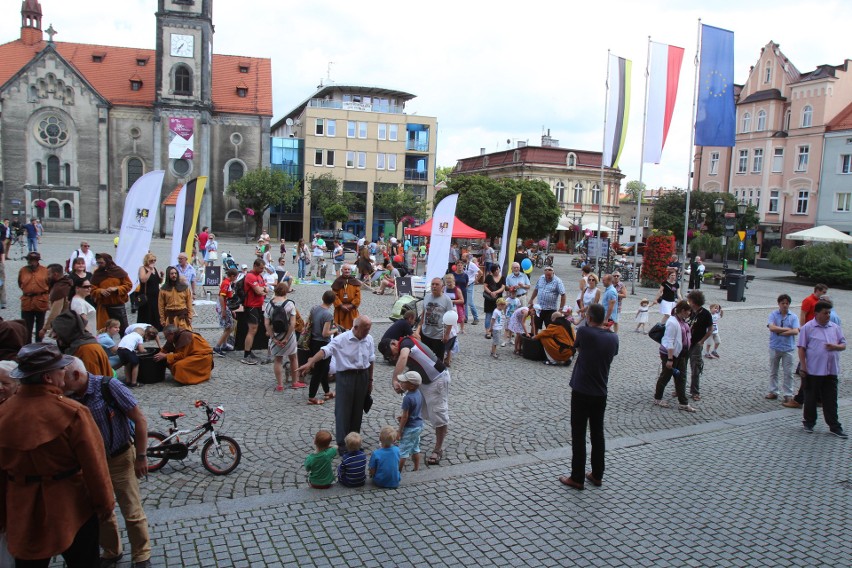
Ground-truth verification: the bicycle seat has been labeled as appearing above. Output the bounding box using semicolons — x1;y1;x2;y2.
160;412;185;420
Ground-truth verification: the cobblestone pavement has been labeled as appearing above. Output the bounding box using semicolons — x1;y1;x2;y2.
19;234;850;566
119;404;852;567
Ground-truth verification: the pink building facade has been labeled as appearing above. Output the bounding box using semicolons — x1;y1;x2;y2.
693;41;852;255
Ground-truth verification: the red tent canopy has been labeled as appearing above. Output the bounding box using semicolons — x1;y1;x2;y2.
404;217;486;239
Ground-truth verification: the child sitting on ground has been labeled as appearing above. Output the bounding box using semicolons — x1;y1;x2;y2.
369;426;401;489
490;298;508;358
635;298;650;333
397;371;423;472
304;429;337;489
97;318;122;369
705;303;723;358
116;323;157;387
337;432;367;487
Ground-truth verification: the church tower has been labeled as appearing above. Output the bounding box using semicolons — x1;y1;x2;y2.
20;0;43;46
155;0;213;108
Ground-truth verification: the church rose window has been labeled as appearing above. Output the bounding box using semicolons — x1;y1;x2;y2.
36;115;69;147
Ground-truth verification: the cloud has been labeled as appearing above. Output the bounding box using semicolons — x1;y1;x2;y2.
4;0;851;191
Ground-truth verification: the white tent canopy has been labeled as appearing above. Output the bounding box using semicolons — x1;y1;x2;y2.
583;222;615;232
785;225;852;243
555;223;573;231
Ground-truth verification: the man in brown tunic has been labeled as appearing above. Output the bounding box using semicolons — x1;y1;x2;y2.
0;343;114;566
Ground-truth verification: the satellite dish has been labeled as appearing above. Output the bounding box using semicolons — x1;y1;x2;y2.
285;118;294;126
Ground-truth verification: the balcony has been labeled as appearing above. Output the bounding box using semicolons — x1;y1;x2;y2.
404;169;429;182
406;141;430;152
307;99;405;114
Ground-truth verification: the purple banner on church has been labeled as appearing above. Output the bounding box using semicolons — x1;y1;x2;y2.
168;117;194;159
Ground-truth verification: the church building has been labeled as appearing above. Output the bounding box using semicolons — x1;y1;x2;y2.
0;0;272;234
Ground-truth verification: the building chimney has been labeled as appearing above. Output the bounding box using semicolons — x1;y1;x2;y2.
20;0;43;46
480;148;486;156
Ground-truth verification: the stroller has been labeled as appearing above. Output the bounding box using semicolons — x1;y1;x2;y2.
390;295;421;325
221;251;239;272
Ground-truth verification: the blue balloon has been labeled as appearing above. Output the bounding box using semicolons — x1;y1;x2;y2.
520;258;533;272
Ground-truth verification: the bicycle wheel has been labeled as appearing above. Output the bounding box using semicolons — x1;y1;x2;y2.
201;435;242;475
146;431;170;472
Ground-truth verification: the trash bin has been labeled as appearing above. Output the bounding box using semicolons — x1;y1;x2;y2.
726;273;746;302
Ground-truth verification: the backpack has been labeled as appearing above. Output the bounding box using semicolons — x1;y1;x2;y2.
227;275;247;311
271;299;295;335
101;375;136;442
64;249;83;272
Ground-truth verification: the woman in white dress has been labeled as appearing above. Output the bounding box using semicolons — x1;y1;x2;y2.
578;273;601;326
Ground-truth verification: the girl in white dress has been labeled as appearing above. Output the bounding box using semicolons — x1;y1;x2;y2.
634;298;650;333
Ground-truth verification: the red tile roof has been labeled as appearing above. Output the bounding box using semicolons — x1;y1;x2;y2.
0;38;272;116
827;101;852;132
455;146;604;172
162;185;183;206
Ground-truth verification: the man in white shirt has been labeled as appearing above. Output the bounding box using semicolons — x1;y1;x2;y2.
68;241;97;272
298;315;375;452
175;253;196;297
464;255;482;325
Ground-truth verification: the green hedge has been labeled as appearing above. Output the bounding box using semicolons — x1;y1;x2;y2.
768;243;852;287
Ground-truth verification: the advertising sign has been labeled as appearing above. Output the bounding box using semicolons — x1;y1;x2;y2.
168;117;194;159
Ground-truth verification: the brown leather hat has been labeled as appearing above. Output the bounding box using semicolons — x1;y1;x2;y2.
11;342;74;379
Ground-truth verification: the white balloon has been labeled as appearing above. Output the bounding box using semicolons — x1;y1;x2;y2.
442;310;459;326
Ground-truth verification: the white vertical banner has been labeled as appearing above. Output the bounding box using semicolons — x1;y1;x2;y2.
424;193;459;289
115;170;165;287
170;182;188;266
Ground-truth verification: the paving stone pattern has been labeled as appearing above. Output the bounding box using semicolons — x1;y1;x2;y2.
22;234;849;566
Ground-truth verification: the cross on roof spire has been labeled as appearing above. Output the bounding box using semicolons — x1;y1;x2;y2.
45;23;57;43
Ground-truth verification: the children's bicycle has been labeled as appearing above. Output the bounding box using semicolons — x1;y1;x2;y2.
146;400;242;475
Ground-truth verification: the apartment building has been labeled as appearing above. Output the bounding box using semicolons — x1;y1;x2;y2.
270;84;437;241
818;102;852;233
453;133;624;248
693;41;852;254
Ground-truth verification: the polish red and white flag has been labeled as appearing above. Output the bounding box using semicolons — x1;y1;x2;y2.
643;42;685;164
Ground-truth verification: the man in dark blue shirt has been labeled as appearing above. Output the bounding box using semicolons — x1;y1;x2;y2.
559;303;619;490
23;218;39;253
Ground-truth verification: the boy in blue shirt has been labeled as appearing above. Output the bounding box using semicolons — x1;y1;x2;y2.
369;426;401;488
337;431;367;487
396;371;423;472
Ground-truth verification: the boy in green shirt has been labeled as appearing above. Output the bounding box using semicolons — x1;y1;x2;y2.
304;430;337;488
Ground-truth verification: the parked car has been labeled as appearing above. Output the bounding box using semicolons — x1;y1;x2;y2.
315;230;359;253
618;241;646;255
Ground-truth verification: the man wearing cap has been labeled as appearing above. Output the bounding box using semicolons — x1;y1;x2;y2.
17;251;49;342
386;334;450;466
64;357;152;568
175;253;197;297
527;266;566;332
0;343;114;566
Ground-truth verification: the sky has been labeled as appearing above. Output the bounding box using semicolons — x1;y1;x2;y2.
4;0;851;191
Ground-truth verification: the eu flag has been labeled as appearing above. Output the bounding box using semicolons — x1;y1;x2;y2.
695;24;735;147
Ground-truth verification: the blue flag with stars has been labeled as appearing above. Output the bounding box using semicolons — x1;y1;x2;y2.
695;24;735;147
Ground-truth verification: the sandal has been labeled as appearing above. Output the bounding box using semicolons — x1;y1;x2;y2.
307;398;325;405
691;394;701;401
485;334;492;339
427;449;443;466
324;392;335;400
653;399;670;408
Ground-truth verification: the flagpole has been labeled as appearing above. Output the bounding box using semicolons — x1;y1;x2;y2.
598;50;610;280
632;37;652;295
680;18;702;290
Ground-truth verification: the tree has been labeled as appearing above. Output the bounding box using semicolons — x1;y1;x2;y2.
435;165;454;184
308;173;355;227
227;167;300;239
373;184;427;238
624;180;646;203
435;175;560;240
650;189;760;241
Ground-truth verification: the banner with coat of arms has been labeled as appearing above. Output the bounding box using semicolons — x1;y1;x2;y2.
116;170;166;287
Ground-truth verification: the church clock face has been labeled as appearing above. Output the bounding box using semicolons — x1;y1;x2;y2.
170;34;194;57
